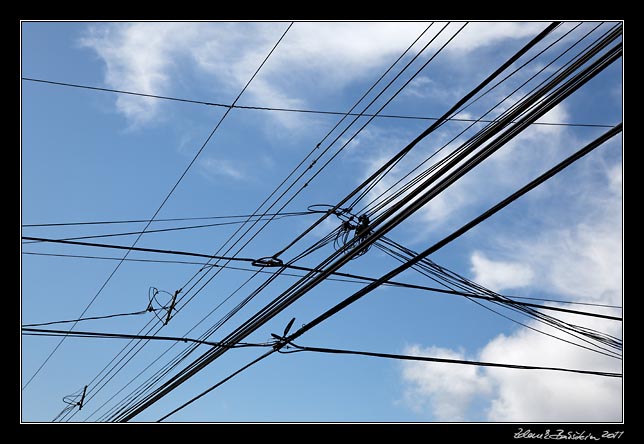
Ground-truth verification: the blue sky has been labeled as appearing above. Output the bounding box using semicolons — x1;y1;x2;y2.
21;21;622;422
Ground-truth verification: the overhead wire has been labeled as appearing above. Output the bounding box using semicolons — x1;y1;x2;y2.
80;24;446;422
277;343;621;377
136;67;622;422
22;308;162;328
22;251;622;314
23;22;295;393
22;327;271;349
113;22;588;422
118;24;608;422
22;211;312;228
22;77;613;129
373;236;622;358
46;23;296;420
356;21;613;218
268;22;562;262
22;212;311;244
69;21;620;424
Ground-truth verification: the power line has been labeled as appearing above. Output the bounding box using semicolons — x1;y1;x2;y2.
278;343;622;377
21;22;294;391
22;251;622;310
99;25;623;422
356;21;613;218
372;237;622;355
156;119;622;421
270;22;563;260
22;308;160;328
21;327;270;349
22;77;613;129
22;212;311;244
115;23;587;422
157;335;621;422
22;242;621;322
21;211;312;227
21;236;258;263
284;122;623;351
82;27;451;417
103;25;620;419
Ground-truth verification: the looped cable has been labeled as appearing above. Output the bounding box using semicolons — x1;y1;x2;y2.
148;286;177;325
307;204;359;223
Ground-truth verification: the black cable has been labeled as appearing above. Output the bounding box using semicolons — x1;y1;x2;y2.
22;212;309;244
118;26;621;422
357;22;612;218
157;349;276;422
21;327;270;349
22;22;295;392
21;236;259;263
283;123;622;351
371;239;622;358
124;30;622;422
22;77;612;129
279;343;621;378
22;251;621;315
116;25;621;422
22;308;160;328
270;22;562;260
157;330;622;422
91;27;446;417
22;211;312;228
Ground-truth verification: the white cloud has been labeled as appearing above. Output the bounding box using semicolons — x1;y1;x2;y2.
480;315;622;422
401;345;492;421
403;76;459;103
199;157;245;180
79;22;552;129
399;149;622;421
446;22;548;53
470;251;534;292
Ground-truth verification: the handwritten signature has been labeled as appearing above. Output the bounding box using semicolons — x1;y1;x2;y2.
514;429;624;440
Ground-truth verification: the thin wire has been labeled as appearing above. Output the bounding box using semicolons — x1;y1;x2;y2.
22;251;622;312
122;27;622;421
22;211;312;227
358;21;612;218
22;308;160;328
22;212;309;244
372;239;622;358
157;333;621;421
21;327;271;349
279;343;621;378
22;22;294;392
162;23;442;315
22;77;613;128
270;22;561;260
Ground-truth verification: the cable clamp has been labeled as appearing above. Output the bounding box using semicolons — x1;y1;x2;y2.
252;256;284;268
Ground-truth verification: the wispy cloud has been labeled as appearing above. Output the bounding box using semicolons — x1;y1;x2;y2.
401;345;492;421
199;157;246;181
79;22;551;130
469;251;534;292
